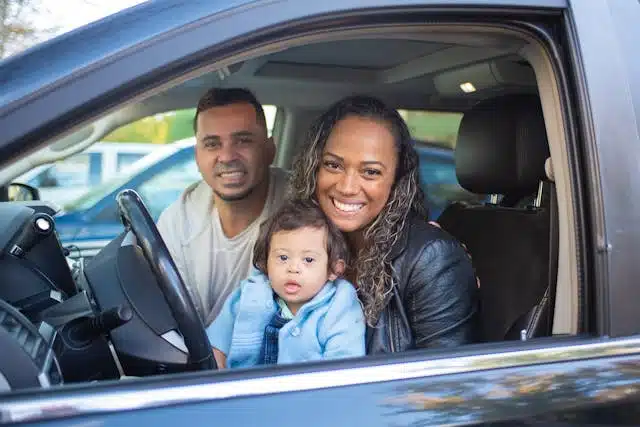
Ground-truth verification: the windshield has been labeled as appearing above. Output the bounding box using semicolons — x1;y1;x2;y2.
63;143;186;212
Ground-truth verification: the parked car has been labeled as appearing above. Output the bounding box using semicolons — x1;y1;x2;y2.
13;142;155;204
414;142;486;219
55;140;200;257
54;139;470;258
0;0;639;426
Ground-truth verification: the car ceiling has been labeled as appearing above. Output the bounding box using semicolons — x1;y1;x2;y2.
2;32;537;185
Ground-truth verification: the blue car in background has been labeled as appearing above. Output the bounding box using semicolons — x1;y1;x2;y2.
54;139;476;258
413;142;481;219
55;140;201;257
15;142;155;204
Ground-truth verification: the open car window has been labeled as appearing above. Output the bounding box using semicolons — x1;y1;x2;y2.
2;28;563;375
3;2;622;424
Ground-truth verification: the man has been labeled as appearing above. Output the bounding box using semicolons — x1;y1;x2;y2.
157;88;288;326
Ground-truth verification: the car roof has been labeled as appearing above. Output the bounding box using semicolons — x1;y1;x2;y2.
0;0;540;184
0;0;241;109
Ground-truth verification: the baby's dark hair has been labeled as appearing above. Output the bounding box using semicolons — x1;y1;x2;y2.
253;199;349;276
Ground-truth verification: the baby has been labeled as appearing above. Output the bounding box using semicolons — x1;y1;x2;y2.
206;199;365;369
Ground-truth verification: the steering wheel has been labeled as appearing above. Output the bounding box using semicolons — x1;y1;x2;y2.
116;189;216;370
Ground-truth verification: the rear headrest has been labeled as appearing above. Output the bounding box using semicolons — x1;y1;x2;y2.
455;94;550;195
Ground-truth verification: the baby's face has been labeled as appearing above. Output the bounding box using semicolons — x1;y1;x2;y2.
267;226;333;314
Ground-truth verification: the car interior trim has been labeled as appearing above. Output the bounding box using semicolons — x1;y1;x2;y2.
519;36;579;335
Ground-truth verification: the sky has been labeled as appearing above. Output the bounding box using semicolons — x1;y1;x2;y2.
2;0;149;58
35;0;148;37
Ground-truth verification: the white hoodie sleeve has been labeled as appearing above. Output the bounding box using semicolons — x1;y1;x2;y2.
157;201;190;289
155;181;213;321
157;205;189;282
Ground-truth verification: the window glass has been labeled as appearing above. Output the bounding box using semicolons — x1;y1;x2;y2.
401;110;484;219
263;105;277;137
103;106;278;144
398;110;463;149
27;166;55;188
36;153;92;188
136;157;201;220
117;152;147;172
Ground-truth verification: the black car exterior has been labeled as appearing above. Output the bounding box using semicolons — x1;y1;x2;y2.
0;0;639;426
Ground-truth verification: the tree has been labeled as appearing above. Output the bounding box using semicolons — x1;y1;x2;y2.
0;0;57;58
102;109;196;144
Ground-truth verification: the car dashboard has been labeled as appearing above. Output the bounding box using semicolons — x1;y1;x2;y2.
0;201;192;393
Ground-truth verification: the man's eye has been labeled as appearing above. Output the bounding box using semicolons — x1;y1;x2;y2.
237;137;253;144
278;255;288;261
304;257;314;263
204;141;220;149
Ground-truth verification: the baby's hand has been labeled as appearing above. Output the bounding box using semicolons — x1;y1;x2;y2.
212;347;227;369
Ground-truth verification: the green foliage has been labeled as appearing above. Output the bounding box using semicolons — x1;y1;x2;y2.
399;110;463;148
103;109;196;144
104;107;461;147
167;109;197;142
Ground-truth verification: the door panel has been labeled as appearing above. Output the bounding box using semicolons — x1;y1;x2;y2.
566;0;640;337
3;338;640;426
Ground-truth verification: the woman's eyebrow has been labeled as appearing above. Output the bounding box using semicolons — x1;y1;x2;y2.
324;151;388;170
361;160;387;170
323;151;343;161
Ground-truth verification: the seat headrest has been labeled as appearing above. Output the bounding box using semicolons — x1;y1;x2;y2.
455;94;550;195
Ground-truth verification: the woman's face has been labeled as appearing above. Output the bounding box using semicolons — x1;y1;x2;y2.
316;115;398;234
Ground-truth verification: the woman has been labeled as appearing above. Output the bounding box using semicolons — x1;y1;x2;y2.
289;95;478;353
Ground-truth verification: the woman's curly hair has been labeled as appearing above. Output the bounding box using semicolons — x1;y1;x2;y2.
288;95;426;325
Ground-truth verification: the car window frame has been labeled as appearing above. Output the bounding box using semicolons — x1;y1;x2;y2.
6;0;637;424
1;0;576;359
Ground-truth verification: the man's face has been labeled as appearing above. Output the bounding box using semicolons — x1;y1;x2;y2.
195;102;274;202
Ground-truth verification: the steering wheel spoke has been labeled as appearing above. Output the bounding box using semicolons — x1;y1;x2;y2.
116;189;216;370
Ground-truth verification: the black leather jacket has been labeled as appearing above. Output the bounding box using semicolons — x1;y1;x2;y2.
366;216;478;354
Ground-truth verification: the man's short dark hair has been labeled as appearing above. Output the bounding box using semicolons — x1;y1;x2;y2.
193;87;267;133
253;199;349;276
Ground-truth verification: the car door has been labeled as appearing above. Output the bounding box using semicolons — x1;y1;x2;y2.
1;0;639;426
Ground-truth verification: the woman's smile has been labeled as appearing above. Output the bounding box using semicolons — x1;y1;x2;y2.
332;198;365;214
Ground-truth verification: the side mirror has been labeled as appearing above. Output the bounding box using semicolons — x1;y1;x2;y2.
8;183;41;201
